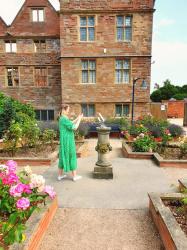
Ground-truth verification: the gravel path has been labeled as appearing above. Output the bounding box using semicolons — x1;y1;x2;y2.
39;208;162;250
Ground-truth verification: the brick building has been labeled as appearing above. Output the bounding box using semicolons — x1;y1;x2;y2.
0;0;156;120
0;0;61;121
60;0;156;118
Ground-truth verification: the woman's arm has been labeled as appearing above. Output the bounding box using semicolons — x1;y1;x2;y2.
72;116;80;124
73;114;83;130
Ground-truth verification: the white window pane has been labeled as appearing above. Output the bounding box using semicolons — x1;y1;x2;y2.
117;27;123;41
80;28;87;41
117;16;123;26
125;16;132;27
12;43;17;52
89;61;96;70
82;104;88;116
88;105;95;117
32;10;38;22
116;70;121;83
123;60;129;69
82;61;88;70
82;71;88;83
39;10;44;22
89;71;96;83
125;27;132;41
123;70;129;83
116;60;123;69
80;17;87;26
88;16;95;26
116;105;122;116
5;43;11;52
88;27;95;41
123;105;129;116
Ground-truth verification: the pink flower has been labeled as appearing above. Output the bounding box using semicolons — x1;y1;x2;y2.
16;197;30;210
43;185;56;199
9;183;31;197
3;173;19;185
6;160;17;173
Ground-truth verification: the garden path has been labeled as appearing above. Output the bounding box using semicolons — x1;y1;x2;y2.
38;139;187;250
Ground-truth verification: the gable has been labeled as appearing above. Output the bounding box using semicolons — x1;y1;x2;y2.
8;0;59;37
0;17;7;37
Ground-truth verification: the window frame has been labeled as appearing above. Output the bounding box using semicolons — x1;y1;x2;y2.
115;104;130;117
34;67;48;87
116;15;133;42
33;40;46;53
79;15;96;42
6;67;20;87
31;8;45;22
81;104;95;117
5;40;17;53
81;59;96;84
35;109;55;121
115;58;131;84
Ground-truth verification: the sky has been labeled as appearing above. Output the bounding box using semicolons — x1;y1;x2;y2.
0;0;186;92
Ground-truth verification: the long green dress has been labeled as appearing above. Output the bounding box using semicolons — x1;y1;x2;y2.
58;115;77;172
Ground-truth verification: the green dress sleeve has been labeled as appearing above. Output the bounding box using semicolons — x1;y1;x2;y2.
62;117;75;131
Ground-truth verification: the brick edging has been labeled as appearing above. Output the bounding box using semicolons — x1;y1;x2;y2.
122;141;187;168
148;193;187;250
10;196;58;250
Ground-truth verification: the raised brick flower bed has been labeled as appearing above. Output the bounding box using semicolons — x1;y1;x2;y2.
9;197;58;250
148;193;187;250
122;141;187;168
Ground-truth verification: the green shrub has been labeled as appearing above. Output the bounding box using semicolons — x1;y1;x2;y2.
132;135;157;152
129;124;148;136
42;129;57;150
168;124;184;137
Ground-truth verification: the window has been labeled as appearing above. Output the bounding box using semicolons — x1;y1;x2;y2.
115;59;130;84
115;104;130;117
81;104;95;117
6;67;19;87
5;40;17;53
34;40;46;53
35;110;54;121
80;16;95;41
82;60;96;83
35;67;47;87
32;9;44;22
116;16;132;41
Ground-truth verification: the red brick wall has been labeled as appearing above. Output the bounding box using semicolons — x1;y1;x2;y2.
60;0;154;118
167;101;184;118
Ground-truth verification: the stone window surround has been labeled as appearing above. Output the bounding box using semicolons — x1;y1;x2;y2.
4;40;17;53
115;58;131;84
33;39;46;53
31;8;45;23
35;109;55;121
5;66;20;87
81;103;96;117
81;59;96;84
34;66;48;87
116;15;133;42
115;103;130;117
78;15;96;42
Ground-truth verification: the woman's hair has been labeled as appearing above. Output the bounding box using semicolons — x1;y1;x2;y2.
58;104;70;119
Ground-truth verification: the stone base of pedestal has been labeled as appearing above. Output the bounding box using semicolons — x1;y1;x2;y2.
93;166;113;179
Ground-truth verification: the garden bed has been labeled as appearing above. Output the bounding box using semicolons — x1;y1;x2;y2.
122;141;187;168
0;145;58;166
148;193;187;250
7;197;58;250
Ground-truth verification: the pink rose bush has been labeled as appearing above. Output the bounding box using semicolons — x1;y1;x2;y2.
0;160;56;246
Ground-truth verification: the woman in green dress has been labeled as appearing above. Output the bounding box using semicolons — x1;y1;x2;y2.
58;104;83;181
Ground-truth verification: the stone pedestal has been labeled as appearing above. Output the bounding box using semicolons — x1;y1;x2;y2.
93;126;113;179
184;102;187;126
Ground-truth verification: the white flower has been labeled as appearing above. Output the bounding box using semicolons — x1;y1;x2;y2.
0;164;8;173
30;174;45;192
139;133;145;138
24;165;32;175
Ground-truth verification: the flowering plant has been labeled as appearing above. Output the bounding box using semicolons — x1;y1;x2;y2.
0;160;56;247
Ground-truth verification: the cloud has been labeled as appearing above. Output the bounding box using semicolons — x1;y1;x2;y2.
157;18;175;27
151;41;187;91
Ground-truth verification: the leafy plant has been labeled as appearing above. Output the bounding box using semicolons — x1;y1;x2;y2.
132;134;157;152
129;124;148;136
42;129;57;150
0;160;56;248
168;124;184;137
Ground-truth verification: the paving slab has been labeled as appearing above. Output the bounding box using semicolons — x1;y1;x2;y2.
43;156;172;209
39;208;162;250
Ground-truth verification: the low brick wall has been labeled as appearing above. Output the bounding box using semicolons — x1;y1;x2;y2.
10;196;58;250
166;100;184;118
148;193;187;250
0;150;58;167
122;141;187;168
